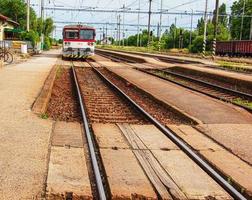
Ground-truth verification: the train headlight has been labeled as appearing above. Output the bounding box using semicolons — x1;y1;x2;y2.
64;42;71;46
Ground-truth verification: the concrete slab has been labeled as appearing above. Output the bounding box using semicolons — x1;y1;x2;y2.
123;124;178;150
106;67;252;124
47;146;92;199
118;124;231;199
152;150;232;199
92;123;157;199
52;121;83;148
32;65;57;114
0;50;59;199
196;124;252;165
100;148;157;199
92;123;129;149
168;125;252;197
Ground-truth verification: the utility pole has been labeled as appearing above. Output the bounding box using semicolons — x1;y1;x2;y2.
147;0;152;47
105;23;108;44
189;9;193;46
122;4;125;46
158;0;163;51
240;0;246;40
202;0;208;57
137;0;140;47
102;26;105;42
173;17;177;48
140;29;142;47
212;0;219;59
116;14;119;45
26;0;30;32
41;0;44;19
118;14;121;46
41;0;45;51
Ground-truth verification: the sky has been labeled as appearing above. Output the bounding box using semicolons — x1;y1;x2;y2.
30;0;236;39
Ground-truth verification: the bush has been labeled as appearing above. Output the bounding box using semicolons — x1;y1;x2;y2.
190;36;203;53
21;30;40;48
44;36;52;50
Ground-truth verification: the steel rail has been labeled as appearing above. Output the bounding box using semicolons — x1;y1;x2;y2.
87;61;247;200
160;69;252;99
71;64;106;200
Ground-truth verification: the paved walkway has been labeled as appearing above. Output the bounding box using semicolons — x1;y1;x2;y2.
0;50;59;199
106;67;252;124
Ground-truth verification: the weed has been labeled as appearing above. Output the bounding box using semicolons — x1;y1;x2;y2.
40;113;49;119
56;66;63;79
217;61;248;72
232;98;252;109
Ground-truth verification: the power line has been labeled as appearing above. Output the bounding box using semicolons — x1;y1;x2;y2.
34;6;252;18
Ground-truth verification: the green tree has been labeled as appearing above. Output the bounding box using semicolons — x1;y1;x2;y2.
230;0;252;40
0;0;55;50
0;0;37;31
191;3;230;52
44;18;54;37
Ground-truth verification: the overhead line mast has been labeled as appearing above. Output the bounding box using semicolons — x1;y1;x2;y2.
202;0;208;58
147;0;152;47
212;0;219;59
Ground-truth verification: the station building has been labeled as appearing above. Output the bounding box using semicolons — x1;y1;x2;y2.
0;13;19;41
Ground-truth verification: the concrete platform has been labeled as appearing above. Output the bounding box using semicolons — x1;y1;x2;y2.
196;124;252;165
93;123;232;199
0;50;59;199
47;121;92;199
97;48;252;86
168;125;252;197
96;48;168;67
47;146;92;199
106;67;252;124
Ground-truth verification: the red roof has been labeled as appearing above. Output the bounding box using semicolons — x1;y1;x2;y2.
0;13;19;26
0;14;8;21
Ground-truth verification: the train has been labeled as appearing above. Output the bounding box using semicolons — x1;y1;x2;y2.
62;25;96;59
216;40;252;57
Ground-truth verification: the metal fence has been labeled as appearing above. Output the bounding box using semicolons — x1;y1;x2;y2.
0;40;33;49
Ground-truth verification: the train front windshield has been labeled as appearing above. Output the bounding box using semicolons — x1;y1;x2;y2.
80;30;95;40
65;30;79;39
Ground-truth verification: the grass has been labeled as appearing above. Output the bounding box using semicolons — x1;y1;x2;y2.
56;66;63;79
40;113;49;119
97;45;190;55
232;98;252;109
217;61;249;72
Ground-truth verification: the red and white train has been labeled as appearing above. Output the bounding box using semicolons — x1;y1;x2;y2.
62;25;96;59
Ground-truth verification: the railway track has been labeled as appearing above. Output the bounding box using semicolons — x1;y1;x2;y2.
96;51;252;112
70;60;247;199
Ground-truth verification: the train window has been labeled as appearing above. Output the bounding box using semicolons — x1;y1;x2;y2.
65;30;79;39
80;30;94;40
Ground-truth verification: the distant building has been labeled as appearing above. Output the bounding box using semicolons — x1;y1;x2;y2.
0;13;19;41
100;37;112;45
